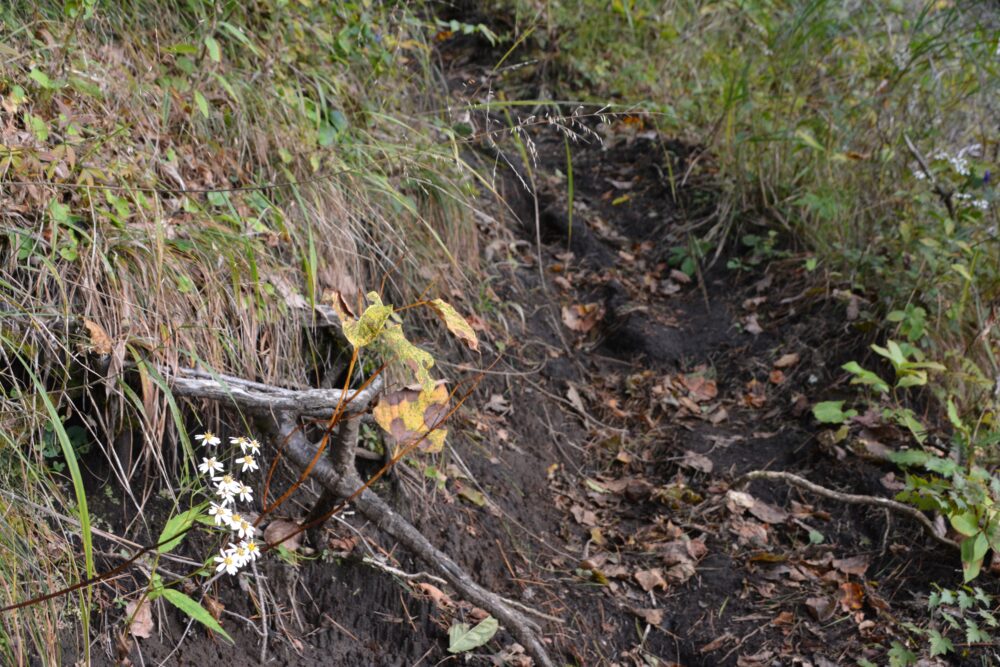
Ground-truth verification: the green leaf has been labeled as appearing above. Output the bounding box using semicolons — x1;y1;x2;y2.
48;200;71;224
457;486;486;507
950;511;979;537
204;35;221;62
160;589;233;642
887;641;916;667
25;113;49;141
928;629;953;657
841;361;889;393
157;506;201;553
889;449;930;467
812;400;856;424
193;90;210;118
29;68;57;89
961;533;988;582
947;398;965;433
966;618;989;643
447;616;498;653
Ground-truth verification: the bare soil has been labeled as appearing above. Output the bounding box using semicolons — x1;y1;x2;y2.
72;35;995;667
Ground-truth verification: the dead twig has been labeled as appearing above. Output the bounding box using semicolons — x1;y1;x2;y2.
735;470;959;550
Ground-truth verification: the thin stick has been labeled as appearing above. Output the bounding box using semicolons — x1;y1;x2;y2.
735;470;959;550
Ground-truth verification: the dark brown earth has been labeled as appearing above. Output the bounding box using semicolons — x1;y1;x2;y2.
66;37;994;667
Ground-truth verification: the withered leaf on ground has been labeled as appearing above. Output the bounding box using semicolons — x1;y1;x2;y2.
839;581;865;611
634;568;668;592
570;505;598;527
125;598;154;639
806;596;835;622
680;449;714;473
629;607;664;625
263;518;302;552
700;632;735;653
561;302;606;333
414;582;455;609
774;353;800;368
832;555;869;576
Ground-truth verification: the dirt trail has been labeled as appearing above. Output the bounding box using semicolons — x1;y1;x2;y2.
97;48;981;667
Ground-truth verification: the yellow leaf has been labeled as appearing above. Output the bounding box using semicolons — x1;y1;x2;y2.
373;383;449;454
428;299;478;352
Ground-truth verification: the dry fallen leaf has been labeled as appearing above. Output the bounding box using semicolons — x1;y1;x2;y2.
743;313;763;335
125;598;154;639
839;581;865;611
82;319;113;356
570;505;598;527
264;518;302;552
561;302;606;333
203;595;225;622
629;607;664;625
805;596;835;621
833;555;869;576
679;450;714;473
700;633;735;653
414;582;455;609
748;499;788;525
679;374;718;402
768;369;785;385
774;352;800;368
634;568;668;592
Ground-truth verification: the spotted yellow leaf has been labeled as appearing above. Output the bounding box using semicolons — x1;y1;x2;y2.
428;299;478;352
373;382;449;454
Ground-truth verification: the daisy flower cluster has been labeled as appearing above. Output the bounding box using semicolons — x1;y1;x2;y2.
195;431;263;576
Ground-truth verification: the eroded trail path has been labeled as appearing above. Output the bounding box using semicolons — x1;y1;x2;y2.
441;120;964;666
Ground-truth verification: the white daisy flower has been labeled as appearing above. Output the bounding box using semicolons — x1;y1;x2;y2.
233;517;256;540
195;431;221;447
229;436;247;448
213;472;239;490
214;550;240;575
236;483;253;503
208;502;231;527
243;438;261;455
241;539;260;563
198;457;223;476
215;475;239;505
235;454;258;473
226;542;250;567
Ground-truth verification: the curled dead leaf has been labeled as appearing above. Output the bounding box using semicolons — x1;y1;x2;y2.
634;568;667;592
561;302;606;333
774;353;800;368
414;582;454;609
125;598;154;639
679;450;713;473
839;581;864;611
832;555;869;576
629;607;664;625
805;596;834;621
82;319;113;356
263;518;302;552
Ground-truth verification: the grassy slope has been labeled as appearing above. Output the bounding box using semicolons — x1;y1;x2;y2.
0;1;482;662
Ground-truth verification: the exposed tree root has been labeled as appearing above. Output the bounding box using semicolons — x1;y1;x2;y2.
736;470;959;551
167;368;555;667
